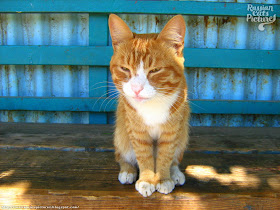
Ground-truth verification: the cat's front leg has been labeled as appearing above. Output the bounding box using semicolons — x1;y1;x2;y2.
131;136;156;197
155;131;179;194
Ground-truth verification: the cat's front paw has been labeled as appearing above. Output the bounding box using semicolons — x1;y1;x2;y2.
118;171;137;184
135;180;156;197
171;166;185;186
156;179;175;194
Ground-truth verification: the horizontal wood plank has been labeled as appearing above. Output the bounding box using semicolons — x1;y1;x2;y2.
0;123;280;154
0;46;279;69
0;97;279;115
0;0;279;17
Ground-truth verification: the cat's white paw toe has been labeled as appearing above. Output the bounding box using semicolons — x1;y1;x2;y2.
171;167;185;186
118;172;137;184
135;181;155;197
156;180;175;194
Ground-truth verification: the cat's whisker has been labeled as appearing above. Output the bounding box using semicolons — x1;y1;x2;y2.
90;83;122;89
167;97;185;120
90;81;117;87
89;86;118;92
90;80;108;87
156;86;183;89
90;81;112;90
169;101;184;121
103;94;120;112
99;89;123;111
158;92;201;111
188;100;208;112
92;89;119;111
158;94;207;113
103;93;126;112
186;90;198;97
90;81;122;90
156;91;186;100
156;87;197;97
99;91;120;112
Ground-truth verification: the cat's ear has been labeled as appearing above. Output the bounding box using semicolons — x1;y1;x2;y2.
109;14;133;50
157;15;186;55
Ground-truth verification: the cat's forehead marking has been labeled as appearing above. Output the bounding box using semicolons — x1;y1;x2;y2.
136;60;145;78
129;60;147;86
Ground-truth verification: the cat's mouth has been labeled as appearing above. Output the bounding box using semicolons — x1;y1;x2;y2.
132;96;149;102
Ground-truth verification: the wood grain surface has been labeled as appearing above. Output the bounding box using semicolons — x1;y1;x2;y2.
0;123;279;209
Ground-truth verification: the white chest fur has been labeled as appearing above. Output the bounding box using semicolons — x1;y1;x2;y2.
127;92;179;139
136;99;170;126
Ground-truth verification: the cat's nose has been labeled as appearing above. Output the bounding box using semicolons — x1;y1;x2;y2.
131;84;144;96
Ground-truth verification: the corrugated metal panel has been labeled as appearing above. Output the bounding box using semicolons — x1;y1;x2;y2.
1;2;279;126
0;13;89;123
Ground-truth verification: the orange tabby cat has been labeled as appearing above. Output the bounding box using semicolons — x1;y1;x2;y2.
109;14;190;197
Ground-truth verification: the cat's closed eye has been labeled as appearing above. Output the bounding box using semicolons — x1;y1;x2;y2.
120;66;131;72
149;68;162;74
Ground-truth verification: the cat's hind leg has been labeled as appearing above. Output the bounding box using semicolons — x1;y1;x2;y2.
114;121;138;185
170;136;187;186
118;160;137;184
115;147;138;184
171;165;185;186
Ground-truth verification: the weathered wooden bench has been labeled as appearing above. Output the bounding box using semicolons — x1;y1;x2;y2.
0;123;279;209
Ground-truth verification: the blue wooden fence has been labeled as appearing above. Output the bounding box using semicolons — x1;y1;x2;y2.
0;0;279;124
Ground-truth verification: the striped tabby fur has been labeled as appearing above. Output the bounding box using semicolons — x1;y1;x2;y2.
109;14;190;197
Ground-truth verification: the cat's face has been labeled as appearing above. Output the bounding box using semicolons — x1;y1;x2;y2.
109;15;186;103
